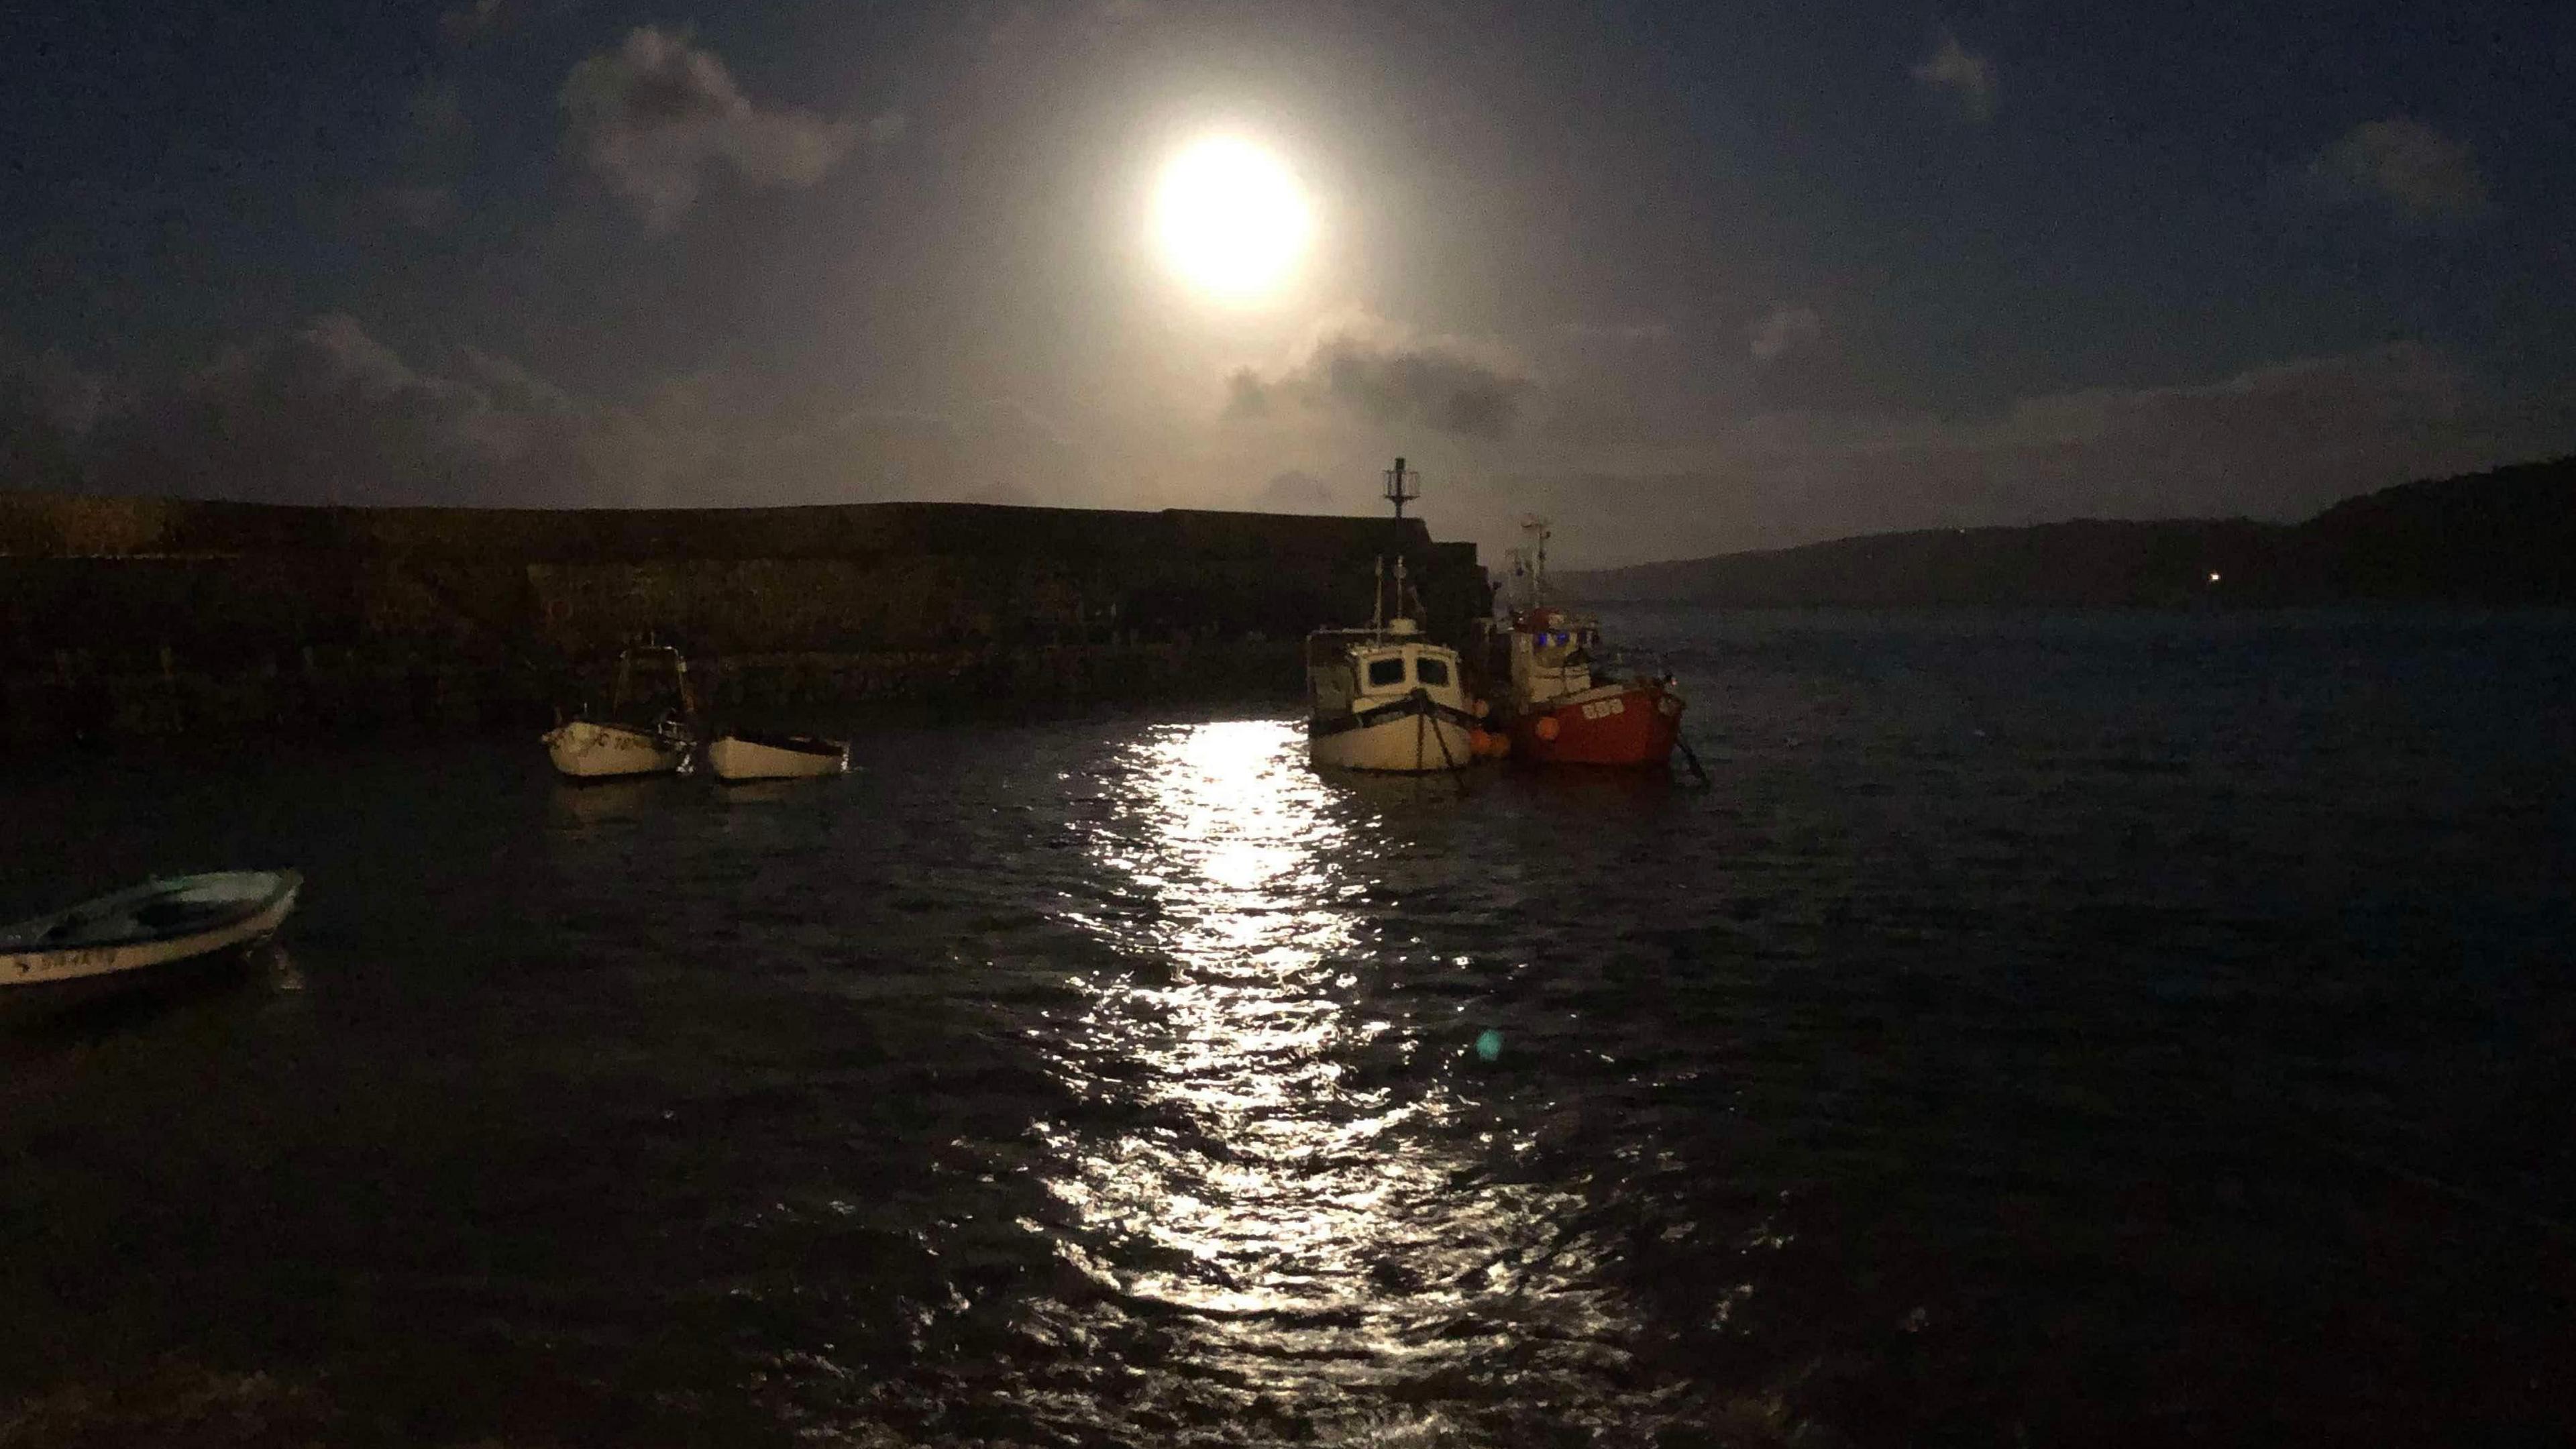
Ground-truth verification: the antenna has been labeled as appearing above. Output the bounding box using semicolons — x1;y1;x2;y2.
1383;456;1420;520
1516;513;1552;609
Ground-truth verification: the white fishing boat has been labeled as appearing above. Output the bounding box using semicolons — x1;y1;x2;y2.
1306;611;1479;773
1306;462;1479;775
1;871;302;1006
705;731;849;782
544;643;697;780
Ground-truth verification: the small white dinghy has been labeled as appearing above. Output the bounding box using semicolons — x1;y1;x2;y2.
543;717;691;780
705;731;849;782
545;644;698;780
1;871;302;1006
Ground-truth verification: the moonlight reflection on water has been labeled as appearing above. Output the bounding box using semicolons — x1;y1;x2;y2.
1039;721;1635;1426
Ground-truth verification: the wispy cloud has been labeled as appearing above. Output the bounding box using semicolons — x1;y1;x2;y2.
1747;303;1822;364
1912;32;1996;121
1226;321;1535;439
1559;318;1673;344
1482;342;2571;566
1253;470;1334;513
439;0;513;42
439;0;579;44
375;184;462;231
0;341;107;489
560;26;888;228
2313;117;2489;225
38;315;1105;510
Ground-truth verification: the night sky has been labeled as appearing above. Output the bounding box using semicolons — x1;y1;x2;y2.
3;1;2571;565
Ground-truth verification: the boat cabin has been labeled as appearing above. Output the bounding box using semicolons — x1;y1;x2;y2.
1505;608;1598;706
1305;621;1468;718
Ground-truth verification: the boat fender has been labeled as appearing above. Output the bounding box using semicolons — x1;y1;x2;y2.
1534;716;1560;741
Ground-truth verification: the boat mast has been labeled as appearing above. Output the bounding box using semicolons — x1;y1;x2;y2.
1516;513;1553;610
1381;456;1424;631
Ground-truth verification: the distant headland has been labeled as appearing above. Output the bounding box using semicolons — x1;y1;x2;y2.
1558;456;2576;608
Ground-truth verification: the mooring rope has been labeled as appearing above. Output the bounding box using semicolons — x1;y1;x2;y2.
1676;731;1711;786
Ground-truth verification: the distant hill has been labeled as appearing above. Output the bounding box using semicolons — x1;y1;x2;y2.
1558;456;2576;607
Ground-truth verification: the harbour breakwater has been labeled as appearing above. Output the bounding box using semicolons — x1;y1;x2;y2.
0;494;1489;748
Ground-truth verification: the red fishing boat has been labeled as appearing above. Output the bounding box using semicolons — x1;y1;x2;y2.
1476;517;1687;768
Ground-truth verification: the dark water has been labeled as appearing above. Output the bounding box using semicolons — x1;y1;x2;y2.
3;609;2572;1447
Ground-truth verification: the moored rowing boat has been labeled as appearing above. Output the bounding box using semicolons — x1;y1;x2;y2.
706;731;849;782
1;871;303;1008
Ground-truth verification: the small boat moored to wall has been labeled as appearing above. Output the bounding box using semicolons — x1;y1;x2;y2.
545;643;698;780
706;731;849;782
2;870;303;1010
543;718;692;779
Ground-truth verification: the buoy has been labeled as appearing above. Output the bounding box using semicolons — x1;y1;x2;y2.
1534;715;1560;741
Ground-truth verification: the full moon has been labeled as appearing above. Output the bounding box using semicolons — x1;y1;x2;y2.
1154;136;1313;303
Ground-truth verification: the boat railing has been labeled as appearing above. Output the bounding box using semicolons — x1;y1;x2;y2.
1594;641;1680;687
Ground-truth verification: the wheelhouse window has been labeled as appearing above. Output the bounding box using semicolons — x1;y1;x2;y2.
1366;657;1406;688
1414;657;1450;686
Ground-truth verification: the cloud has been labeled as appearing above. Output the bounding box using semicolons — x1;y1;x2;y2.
407;81;469;144
439;0;576;44
559;26;875;228
376;184;462;231
1747;303;1822;364
0;343;105;490
1226;323;1535;439
1253;470;1334;513
439;0;511;42
72;315;513;506
34;315;1109;511
2314;117;2488;225
1559;319;1672;344
1479;342;2576;566
1912;32;1996;121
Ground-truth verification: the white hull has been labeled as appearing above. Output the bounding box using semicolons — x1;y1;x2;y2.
2;871;302;989
1309;711;1474;773
545;720;688;779
707;735;848;782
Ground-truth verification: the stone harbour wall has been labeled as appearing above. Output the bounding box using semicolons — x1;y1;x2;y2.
0;494;1489;748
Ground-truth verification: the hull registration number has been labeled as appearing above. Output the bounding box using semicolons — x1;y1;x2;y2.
1579;697;1625;721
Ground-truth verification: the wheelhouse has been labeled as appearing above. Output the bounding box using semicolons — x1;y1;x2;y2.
1304;630;1468;717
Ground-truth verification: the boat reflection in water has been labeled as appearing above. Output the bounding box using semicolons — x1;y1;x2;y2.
1040;720;1640;1435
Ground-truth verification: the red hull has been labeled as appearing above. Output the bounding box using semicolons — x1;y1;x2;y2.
1505;682;1683;766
